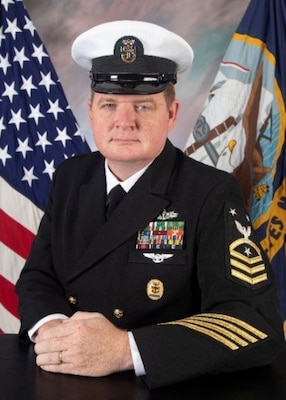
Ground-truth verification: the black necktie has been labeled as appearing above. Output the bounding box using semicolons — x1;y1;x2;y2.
106;185;126;219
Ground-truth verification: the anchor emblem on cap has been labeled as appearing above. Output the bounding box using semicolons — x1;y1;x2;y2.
120;38;137;63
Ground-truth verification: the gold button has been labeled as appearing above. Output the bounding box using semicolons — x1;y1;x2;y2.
68;296;78;305
113;309;124;318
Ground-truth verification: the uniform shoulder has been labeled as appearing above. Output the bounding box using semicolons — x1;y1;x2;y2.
55;151;101;172
53;151;103;183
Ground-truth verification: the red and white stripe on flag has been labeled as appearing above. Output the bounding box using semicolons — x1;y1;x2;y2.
0;177;43;333
0;0;90;333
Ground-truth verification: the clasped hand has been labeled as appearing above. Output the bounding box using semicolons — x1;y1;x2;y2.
34;311;133;376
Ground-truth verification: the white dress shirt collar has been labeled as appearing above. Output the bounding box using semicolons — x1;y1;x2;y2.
105;160;152;194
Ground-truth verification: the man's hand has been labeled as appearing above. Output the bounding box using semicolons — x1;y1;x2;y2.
36;319;65;337
34;312;134;376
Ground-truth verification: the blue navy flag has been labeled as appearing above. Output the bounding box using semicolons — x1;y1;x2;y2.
0;0;91;333
185;0;286;326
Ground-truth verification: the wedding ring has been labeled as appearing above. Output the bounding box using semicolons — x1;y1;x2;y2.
59;351;63;364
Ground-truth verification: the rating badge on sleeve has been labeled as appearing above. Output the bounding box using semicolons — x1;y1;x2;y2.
226;202;268;288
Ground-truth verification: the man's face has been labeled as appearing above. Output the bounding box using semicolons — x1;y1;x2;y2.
88;91;179;175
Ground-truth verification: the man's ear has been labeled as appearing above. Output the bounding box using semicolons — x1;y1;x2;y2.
168;100;179;131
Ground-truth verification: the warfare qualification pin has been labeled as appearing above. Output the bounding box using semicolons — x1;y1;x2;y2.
120;38;137;63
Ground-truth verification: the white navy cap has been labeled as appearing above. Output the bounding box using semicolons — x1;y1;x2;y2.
71;20;194;94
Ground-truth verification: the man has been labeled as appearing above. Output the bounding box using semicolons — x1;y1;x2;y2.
16;20;284;389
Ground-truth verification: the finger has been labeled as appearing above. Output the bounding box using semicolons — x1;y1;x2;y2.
34;336;68;356
35;323;71;342
39;362;76;375
37;319;64;336
36;350;65;367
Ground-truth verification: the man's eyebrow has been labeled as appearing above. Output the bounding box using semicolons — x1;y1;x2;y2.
97;97;157;106
133;98;156;104
97;97;117;105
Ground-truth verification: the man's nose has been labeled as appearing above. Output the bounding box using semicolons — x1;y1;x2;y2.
115;105;136;129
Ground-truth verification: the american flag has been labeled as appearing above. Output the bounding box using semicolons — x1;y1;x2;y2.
0;0;91;333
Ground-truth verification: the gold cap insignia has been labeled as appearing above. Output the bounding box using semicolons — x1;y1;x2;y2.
120;38;137;63
146;279;164;300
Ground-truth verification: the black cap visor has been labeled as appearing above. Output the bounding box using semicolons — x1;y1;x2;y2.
90;55;177;94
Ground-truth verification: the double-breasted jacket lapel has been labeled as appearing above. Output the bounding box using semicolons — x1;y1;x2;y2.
69;141;177;281
78;157;106;246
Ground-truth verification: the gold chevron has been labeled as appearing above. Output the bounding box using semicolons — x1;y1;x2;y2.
230;258;266;275
229;239;263;264
231;269;268;285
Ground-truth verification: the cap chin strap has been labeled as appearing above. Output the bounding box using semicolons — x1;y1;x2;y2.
89;72;177;85
90;80;169;95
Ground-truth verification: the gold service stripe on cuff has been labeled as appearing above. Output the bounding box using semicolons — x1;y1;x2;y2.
183;319;250;347
165;320;240;350
199;313;268;339
191;315;259;343
161;313;268;349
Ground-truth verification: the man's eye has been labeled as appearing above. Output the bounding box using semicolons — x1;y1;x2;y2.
102;103;116;110
136;104;150;112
